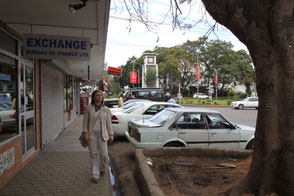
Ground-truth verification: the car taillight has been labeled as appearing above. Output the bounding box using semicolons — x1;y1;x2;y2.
111;115;119;124
9;114;16;118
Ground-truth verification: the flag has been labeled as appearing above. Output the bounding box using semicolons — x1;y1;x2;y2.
216;75;218;85
130;72;137;84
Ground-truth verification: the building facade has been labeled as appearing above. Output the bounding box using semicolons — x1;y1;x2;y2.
0;0;110;187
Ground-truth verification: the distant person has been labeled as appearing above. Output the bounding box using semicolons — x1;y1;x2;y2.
118;93;124;108
177;93;182;104
165;89;171;102
82;90;114;183
127;93;135;100
11;94;16;110
167;96;176;103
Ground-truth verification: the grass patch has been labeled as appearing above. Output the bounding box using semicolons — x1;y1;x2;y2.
182;97;232;105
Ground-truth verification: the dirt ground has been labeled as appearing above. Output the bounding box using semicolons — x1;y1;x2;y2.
108;137;252;196
150;154;252;196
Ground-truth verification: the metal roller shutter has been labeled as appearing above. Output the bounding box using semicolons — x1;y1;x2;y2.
41;64;64;146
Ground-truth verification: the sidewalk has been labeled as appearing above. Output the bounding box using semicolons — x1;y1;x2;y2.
0;115;112;196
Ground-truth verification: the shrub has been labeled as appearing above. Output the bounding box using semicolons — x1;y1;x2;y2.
227;99;233;105
228;90;235;97
187;99;194;104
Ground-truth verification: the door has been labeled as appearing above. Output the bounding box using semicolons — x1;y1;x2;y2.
205;113;240;150
19;62;35;160
176;113;209;148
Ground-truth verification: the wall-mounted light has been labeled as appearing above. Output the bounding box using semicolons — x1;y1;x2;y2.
69;0;87;13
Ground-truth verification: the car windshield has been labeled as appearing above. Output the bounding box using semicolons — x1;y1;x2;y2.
242;98;250;102
120;102;137;109
123;103;143;114
149;109;177;125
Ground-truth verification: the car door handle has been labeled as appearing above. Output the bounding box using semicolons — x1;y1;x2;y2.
210;132;217;135
178;131;186;134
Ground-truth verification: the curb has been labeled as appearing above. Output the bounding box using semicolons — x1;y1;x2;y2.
135;148;252;196
181;104;232;108
135;149;165;196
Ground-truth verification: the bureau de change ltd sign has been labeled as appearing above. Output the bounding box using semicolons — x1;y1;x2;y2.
23;34;91;61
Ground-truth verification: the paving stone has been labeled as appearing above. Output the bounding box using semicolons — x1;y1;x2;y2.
0;115;112;196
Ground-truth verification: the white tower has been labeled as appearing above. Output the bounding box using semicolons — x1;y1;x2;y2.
142;53;159;88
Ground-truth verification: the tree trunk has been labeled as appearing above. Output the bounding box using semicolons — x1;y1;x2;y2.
201;0;294;195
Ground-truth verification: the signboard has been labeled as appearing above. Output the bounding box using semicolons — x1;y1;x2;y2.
0;147;15;175
0;73;11;81
130;72;137;84
23;34;91;61
108;66;122;76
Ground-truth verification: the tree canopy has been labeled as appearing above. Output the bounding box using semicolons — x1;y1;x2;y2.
115;37;254;96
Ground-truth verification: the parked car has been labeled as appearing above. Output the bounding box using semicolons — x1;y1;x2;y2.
124;88;165;102
0;108;16;133
231;97;259;110
0;102;12;110
110;100;151;113
111;102;182;136
104;98;119;108
125;107;255;150
105;88;165;108
193;93;209;99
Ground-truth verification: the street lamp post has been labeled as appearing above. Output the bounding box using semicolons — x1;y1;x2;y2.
215;70;218;100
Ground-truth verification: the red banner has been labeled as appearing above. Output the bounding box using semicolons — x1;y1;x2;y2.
107;66;122;76
216;75;218;85
130;72;137;84
196;66;200;80
138;74;140;84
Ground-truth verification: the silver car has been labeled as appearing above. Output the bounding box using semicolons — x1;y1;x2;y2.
125;107;255;150
231;97;259;110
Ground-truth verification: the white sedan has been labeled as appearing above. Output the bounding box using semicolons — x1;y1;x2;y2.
231;97;259;110
111;102;182;136
110;100;151;113
193;93;209;99
0;108;16;133
125;107;255;150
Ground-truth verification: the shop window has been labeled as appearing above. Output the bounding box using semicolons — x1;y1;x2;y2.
0;53;18;143
0;30;18;55
64;75;73;121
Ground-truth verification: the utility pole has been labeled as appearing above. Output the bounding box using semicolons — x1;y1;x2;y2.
197;57;199;104
216;69;218;100
132;61;134;88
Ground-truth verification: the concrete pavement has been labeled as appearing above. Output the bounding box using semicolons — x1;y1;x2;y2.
0;115;113;196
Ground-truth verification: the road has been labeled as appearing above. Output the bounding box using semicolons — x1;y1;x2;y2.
202;107;258;127
108;106;258;196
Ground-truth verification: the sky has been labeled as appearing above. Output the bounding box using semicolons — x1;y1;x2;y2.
105;0;248;68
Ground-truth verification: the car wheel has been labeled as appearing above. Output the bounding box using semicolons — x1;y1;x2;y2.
246;140;254;150
164;142;185;147
238;104;244;110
